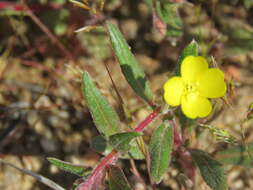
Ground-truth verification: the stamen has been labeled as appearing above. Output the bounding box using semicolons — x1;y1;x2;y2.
183;82;199;101
185;82;197;93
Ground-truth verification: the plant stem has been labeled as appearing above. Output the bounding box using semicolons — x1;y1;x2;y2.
77;107;161;190
169;118;183;149
168;119;195;182
134;107;161;132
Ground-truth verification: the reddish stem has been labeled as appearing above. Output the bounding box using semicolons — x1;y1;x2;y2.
134;107;161;132
76;150;118;190
90;150;118;178
178;148;196;181
169;119;184;149
77;107;161;190
169;120;195;182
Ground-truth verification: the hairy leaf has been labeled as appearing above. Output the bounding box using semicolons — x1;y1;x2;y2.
215;143;253;166
107;22;154;104
109;132;141;152
47;157;91;177
149;122;173;183
107;165;132;190
190;149;227;190
82;72;121;139
90;135;145;160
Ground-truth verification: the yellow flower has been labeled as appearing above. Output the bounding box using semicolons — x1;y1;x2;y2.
163;56;226;119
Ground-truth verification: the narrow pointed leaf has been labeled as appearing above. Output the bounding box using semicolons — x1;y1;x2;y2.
176;40;198;76
107;165;132;190
190;149;227;190
0;158;65;190
149;121;173;183
107;22;154;104
109;132;141;152
215;143;253;166
47;157;91;177
82;71;121;139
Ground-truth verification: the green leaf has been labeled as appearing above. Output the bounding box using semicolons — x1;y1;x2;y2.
155;1;183;37
129;143;145;160
90;135;145;160
90;135;110;154
82;72;121;139
109;132;142;152
106;22;154;104
149;121;173;183
47;158;91;177
176;40;198;76
215;143;253;166
107;165;132;190
190;149;227;190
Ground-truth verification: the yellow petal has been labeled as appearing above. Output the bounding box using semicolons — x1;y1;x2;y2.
198;68;227;98
181;56;208;82
163;77;184;106
181;93;212;119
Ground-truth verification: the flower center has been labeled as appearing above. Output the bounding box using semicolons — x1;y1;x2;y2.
183;82;199;101
185;82;198;93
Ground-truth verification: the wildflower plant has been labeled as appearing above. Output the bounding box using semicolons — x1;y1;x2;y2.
54;21;231;190
1;1;253;190
43;1;236;189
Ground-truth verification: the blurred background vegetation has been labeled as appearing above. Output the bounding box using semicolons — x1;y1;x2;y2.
0;0;253;190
